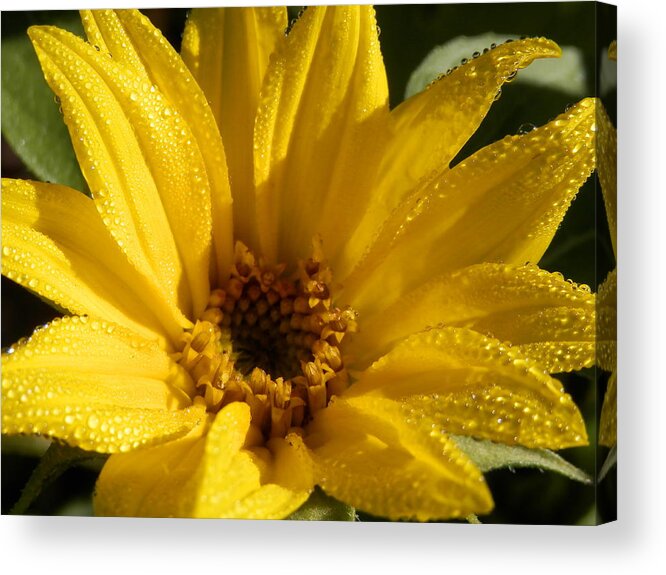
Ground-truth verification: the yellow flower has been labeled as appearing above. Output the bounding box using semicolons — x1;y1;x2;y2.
597;41;617;448
2;7;597;520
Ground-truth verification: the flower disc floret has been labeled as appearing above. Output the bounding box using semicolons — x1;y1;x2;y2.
175;241;356;438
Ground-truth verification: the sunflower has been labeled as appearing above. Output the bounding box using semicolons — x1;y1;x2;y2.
1;6;597;520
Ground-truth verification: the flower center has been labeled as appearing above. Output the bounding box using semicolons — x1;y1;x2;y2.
174;242;356;438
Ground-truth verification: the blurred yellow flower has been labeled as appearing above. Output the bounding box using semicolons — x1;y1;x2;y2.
2;7;598;519
597;41;617;448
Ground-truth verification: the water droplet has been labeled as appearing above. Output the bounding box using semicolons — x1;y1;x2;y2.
518;123;536;135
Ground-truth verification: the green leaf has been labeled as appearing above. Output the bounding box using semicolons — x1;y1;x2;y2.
287;486;356;521
1;11;87;192
1;434;51;458
600;44;617;97
598;444;617;483
451;435;592;484
11;441;106;515
405;33;586;100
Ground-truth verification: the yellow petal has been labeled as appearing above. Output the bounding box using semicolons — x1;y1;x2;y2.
192;403;313;519
182;7;286;251
597;268;617;372
306;395;492;521
80;9;234;285
346;327;587;449
349;263;595;373
218;438;312;520
345;38;561;272
597;102;617;256
599;371;617;447
253;5;389;264
94;403;313;517
1;316;203;453
29;25;212;319
2;178;182;344
94;420;208;517
80;9;151;78
342;98;597;316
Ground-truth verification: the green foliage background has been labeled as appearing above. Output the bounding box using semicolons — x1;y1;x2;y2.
1;3;616;523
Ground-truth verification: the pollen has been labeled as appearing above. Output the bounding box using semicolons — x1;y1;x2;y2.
173;241;356;438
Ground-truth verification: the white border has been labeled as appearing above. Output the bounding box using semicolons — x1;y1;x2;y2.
2;0;665;573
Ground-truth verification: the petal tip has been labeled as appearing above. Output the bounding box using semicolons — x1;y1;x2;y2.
542;37;562;58
26;25;47;44
514;36;561;64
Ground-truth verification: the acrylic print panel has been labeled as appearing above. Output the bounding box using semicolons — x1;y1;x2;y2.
1;3;616;524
